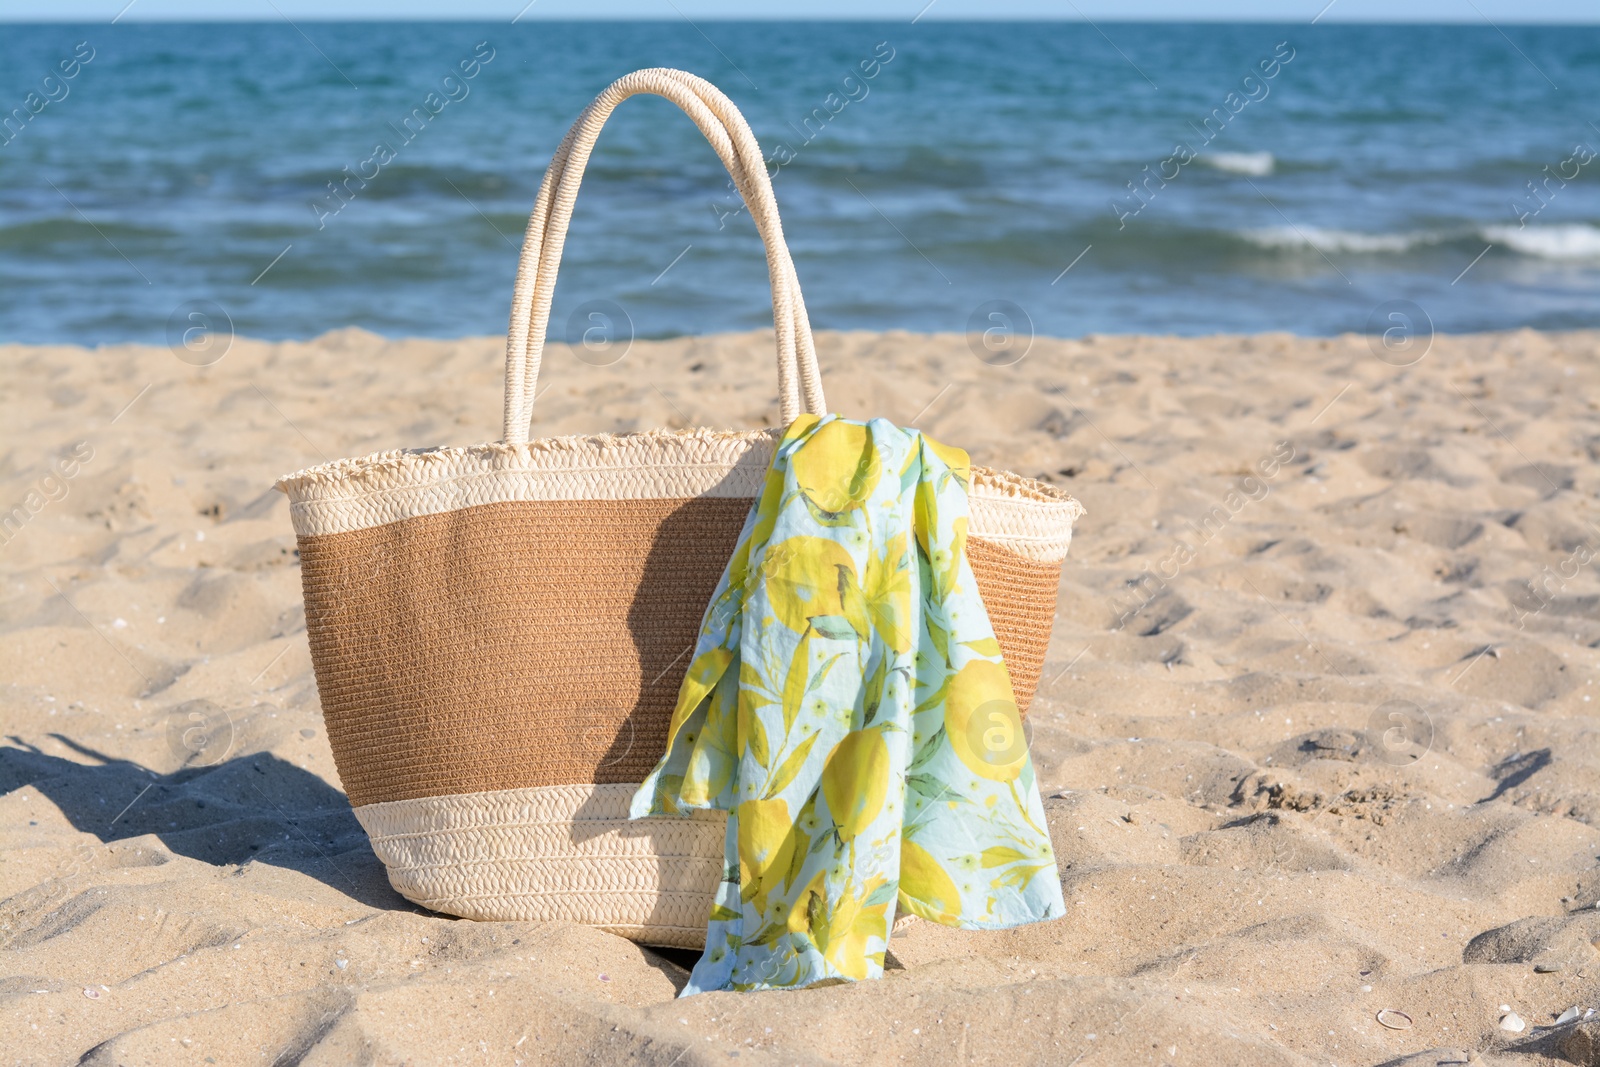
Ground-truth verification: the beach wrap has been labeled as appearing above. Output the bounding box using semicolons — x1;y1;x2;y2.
630;413;1065;993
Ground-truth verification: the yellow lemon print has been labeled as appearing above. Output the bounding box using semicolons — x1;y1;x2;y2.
821;880;889;981
791;419;881;513
944;659;1027;781
682;743;732;808
913;477;936;562
864;533;913;653
737;797;797;903
924;436;970;482
897;838;962;922
761;536;858;633
786;867;826;936
821;728;890;842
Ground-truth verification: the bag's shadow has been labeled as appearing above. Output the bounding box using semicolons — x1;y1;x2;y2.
2;734;412;911
609;495;750;778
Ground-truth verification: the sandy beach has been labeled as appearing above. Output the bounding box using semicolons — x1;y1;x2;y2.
2;326;1599;1066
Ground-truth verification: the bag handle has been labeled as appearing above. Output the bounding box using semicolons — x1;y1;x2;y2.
502;67;826;445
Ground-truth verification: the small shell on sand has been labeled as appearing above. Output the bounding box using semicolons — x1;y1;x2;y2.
1500;1012;1526;1033
1556;1006;1580;1025
1375;1009;1412;1030
82;988;100;1000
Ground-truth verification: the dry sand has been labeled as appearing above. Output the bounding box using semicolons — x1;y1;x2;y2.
2;326;1599;1066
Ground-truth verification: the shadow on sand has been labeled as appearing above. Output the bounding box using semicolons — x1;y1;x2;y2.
3;735;713;975
2;734;411;911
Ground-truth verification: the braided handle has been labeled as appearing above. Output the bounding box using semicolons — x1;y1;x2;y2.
502;68;825;444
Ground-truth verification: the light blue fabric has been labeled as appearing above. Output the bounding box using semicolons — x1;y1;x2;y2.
631;414;1064;993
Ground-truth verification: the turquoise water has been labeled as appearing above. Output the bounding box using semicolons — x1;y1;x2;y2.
2;21;1599;344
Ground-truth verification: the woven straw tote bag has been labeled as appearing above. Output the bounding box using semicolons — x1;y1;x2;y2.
277;68;1083;948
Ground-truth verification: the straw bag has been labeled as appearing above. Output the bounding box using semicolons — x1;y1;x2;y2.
277;68;1083;948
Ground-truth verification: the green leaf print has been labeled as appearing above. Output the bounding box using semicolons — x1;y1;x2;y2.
863;880;898;908
923;614;951;669
861;654;888;727
905;771;969;809
839;566;872;642
809;615;859;642
912;678;949;716
907;725;948;774
799;491;859;528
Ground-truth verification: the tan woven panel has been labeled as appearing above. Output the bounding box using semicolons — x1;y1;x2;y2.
300;496;749;807
300;501;1062;808
967;537;1063;713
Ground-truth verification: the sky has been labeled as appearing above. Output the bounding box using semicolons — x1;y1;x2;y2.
0;0;1596;21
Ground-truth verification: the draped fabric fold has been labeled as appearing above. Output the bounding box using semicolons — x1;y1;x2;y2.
630;414;1064;994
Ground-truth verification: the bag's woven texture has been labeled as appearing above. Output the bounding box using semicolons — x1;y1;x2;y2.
277;69;1083;947
355;784;727;948
298;495;751;804
965;538;1063;703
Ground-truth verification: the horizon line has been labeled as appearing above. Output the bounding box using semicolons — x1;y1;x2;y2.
3;15;1600;23
0;16;1593;23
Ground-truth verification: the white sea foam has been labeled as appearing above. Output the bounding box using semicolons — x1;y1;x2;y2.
1204;151;1275;176
1480;223;1600;260
1242;221;1600;260
1241;226;1436;254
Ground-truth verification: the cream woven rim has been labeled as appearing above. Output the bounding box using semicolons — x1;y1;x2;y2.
504;67;825;443
277;429;1083;563
354;783;727;949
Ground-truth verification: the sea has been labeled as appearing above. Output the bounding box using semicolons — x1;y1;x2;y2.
2;20;1599;346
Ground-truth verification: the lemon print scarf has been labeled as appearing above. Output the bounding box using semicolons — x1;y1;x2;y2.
630;414;1064;993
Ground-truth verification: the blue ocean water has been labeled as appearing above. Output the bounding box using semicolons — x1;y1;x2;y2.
1;21;1599;346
